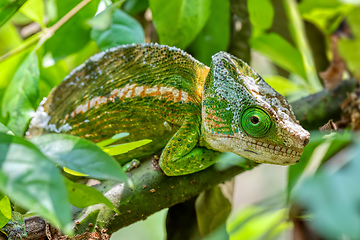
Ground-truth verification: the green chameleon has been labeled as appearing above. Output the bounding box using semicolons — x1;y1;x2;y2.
27;43;310;176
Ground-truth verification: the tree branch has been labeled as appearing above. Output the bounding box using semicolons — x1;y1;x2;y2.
292;79;356;130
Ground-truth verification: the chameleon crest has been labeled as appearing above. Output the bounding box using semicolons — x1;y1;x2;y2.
28;43;310;176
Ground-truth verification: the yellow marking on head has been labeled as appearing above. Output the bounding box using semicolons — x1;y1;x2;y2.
195;65;210;98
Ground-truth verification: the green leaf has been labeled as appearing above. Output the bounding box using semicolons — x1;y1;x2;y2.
299;0;353;34
0;46;31;90
123;0;149;15
214;152;251;171
248;0;274;30
0;22;23;55
0;123;12;135
102;139;152;156
283;0;322;91
29;134;128;182
347;6;360;37
63;39;99;69
227;207;291;240
250;33;306;79
195;186;231;237
264;75;302;96
293;138;360;239
63;167;88;177
187;0;230;65
0;194;11;228
338;38;360;77
20;0;45;27
38;57;69;95
0;133;72;234
0;0;27;28
338;7;360;78
91;8;144;50
287;132;326;199
44;0;100;60
149;0;211;49
65;178;117;211
96;132;129;147
287;132;352;200
2;51;39;136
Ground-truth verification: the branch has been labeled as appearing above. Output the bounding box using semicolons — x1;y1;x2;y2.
292;79;356;130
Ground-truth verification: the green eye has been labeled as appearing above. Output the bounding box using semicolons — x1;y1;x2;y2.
241;107;272;137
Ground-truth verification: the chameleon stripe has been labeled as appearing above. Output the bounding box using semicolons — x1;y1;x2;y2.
68;83;191;119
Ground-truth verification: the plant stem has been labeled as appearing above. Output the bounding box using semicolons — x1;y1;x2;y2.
0;0;92;62
284;0;323;92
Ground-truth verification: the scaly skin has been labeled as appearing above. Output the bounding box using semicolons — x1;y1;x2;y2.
27;43;310;176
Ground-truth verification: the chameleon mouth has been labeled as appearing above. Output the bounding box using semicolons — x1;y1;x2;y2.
245;138;302;159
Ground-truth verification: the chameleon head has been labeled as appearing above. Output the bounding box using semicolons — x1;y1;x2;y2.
201;52;310;165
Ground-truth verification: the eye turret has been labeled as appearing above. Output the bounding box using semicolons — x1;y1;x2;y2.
241;107;272;138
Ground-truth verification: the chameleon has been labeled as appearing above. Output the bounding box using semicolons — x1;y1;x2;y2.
27;43;310;176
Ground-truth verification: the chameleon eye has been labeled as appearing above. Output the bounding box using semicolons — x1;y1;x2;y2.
241;107;272;137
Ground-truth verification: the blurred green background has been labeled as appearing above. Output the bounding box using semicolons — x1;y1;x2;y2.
1;0;360;239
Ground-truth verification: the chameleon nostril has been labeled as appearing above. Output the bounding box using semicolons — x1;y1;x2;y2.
303;138;310;147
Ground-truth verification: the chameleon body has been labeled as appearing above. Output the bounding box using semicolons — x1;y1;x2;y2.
28;43;310;176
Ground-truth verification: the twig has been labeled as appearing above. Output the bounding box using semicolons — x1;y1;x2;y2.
0;0;93;62
37;0;92;47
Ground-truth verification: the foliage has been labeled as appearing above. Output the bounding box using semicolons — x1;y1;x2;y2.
0;0;359;239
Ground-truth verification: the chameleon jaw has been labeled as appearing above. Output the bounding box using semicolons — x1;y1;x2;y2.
242;137;303;165
204;133;303;165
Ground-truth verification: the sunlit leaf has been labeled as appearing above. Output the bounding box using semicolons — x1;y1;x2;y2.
0;0;27;28
250;33;306;79
65;178;118;212
299;0;353;34
20;0;45;27
338;7;360;78
30;134;128;182
149;0;211;49
0;194;11;228
248;0;274;30
264;75;302;96
227;207;291;240
102;139;152;156
0;23;22;56
96;132;129;148
63;167;88;177
0;133;73;234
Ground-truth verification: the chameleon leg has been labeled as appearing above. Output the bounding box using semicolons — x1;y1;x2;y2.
159;119;220;176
